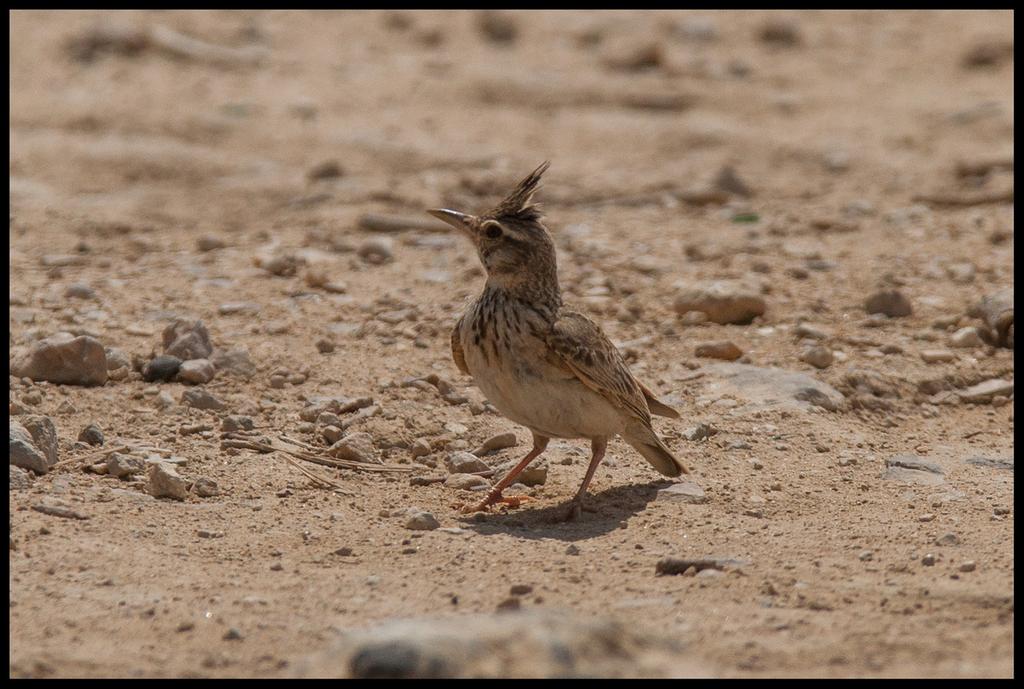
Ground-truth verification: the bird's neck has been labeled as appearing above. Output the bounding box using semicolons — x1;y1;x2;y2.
483;269;562;318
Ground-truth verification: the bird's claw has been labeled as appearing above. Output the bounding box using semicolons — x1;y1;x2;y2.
453;495;531;514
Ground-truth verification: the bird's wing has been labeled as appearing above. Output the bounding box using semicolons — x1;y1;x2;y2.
451;315;469;375
545;310;652;424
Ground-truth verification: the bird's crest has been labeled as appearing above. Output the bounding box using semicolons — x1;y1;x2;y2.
489;161;550;222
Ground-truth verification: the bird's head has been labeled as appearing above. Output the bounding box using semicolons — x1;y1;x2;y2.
428;161;557;291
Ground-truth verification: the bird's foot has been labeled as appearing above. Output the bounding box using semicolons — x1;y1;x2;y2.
561;501;583;522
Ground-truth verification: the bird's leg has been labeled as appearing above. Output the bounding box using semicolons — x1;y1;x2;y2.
563;437;607;521
460;434;549;514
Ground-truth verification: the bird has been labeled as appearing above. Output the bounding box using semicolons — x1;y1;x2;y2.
427;161;688;521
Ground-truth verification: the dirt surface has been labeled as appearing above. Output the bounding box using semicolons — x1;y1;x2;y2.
8;10;1014;678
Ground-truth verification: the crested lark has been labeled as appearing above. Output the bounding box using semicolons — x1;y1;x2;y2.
429;162;688;520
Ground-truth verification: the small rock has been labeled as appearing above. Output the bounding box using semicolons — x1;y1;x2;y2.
181;388;227;411
674;281;766;325
656;482;707;504
222;415;254;432
106;453;146;479
9;465;33;490
682;423;718;441
713;165;752;198
104;347;131;371
322;425;344;445
357;237;394;265
477;10;518;44
9;333;108;386
959;561;976;572
143;355;182;383
410;438;432;458
958;379;1013;404
193;477;219;497
865;290;912;318
444;473;491;490
858;550;873;562
695;340;742;361
934;532;960;547
793;323;830;340
921;554;936;566
445;451;489;474
212;348;256;378
510;584;533;596
10;420;51;474
328;432;379;463
472;432;518;456
920;349;955;363
177;359;216;385
496;597;521;611
147;462;189;500
799;345;833;369
316;339;335;354
758;18;802;46
223;627;244;641
64;283;96;299
162;319;213;361
404;509;440;531
307;159;344;181
949;326;985;349
77;423;104;446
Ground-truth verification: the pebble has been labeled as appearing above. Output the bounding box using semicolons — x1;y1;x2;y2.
794;323;830;340
223;627;244;641
56;399;77;414
181;388;227;411
147;462;189;500
958;379;1013;404
959;561;977;573
9;465;33;490
10;419;52;474
656;482;707;504
799;345;833;369
695;340;743;361
934;532;960;547
920;349;955;363
327;432;379;463
162;319;214;361
307;159;344;181
445;451;489;474
316;339;335;354
106;453;146;478
322;425;344;445
682;423;718;441
357;237;394;265
143;356;182;382
64;282;96;299
758;18;802;46
193;477;219;497
865;290;912;318
222;415;254;432
9;333;108;386
404;509;440;531
477;10;518;43
177;359;216;385
444;473;491;490
859;550;873;561
471;432;518;456
949;326;985;348
674;281;766;325
409;438;432;458
212;349;256;378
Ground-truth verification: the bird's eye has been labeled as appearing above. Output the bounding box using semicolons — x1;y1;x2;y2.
483;222;503;239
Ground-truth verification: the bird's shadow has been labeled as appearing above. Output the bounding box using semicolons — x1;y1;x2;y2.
456;479;670;542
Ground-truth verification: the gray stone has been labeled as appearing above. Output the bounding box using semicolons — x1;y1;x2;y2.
357;237;394;265
212;348;256;378
682;423;718;441
883;455;945;485
9;465;33;490
404;509;440;531
143;355;182;382
9;333;108;386
21;416;58;465
695;340;743;361
799;345;833;369
162;319;213;360
865;290;912;317
64;282;96;299
445;451;489;474
147;462;188;500
222;415;254;432
181;388;227;411
920;349;955;363
77;423;104;446
193;477;219;497
959;379;1013;404
698;363;845;413
673;281;766;324
177;359;216;385
966;456;1013;470
328;432;379;463
104;347;131;371
444;473;491;490
293;608;698;678
949;326;985;348
10;420;49;474
656;482;707;504
935;532;960;546
106;453;146;479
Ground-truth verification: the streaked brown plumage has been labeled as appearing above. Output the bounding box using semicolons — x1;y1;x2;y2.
429;162;687;520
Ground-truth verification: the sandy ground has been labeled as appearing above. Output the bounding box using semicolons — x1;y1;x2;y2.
8;10;1014;678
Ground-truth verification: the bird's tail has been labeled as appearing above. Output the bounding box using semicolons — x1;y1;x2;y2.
622;422;689;477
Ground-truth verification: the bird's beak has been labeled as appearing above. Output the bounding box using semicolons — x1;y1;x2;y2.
427;208;473;235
